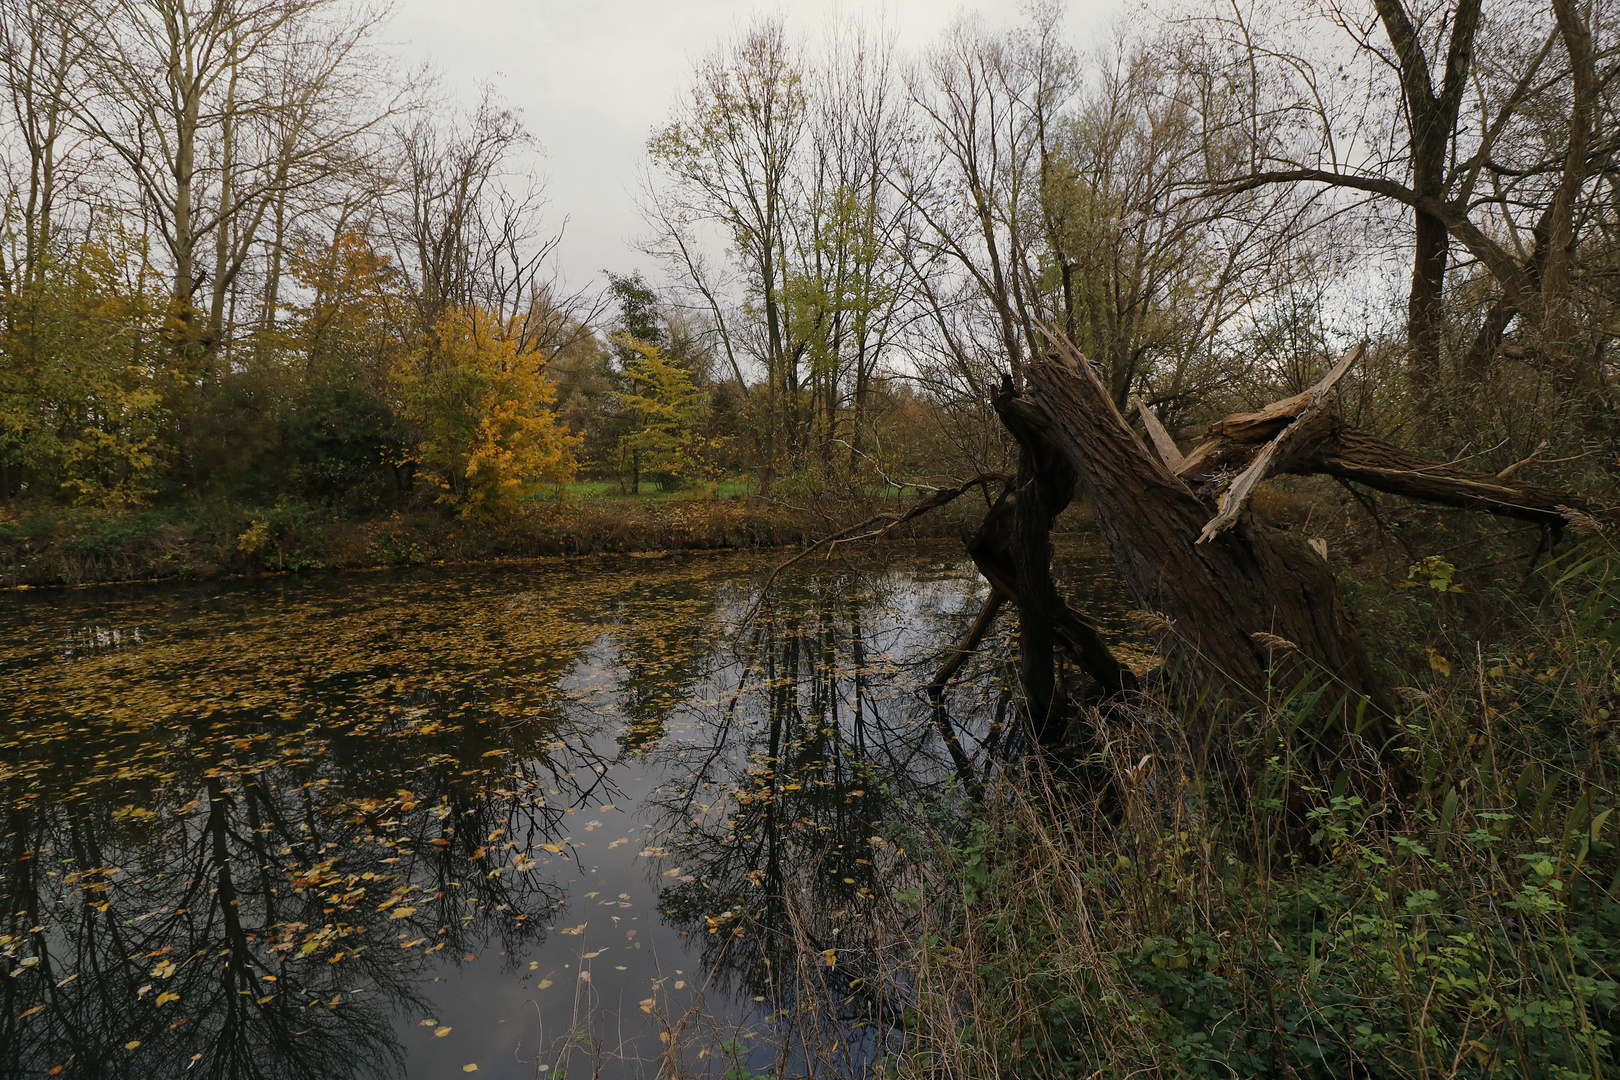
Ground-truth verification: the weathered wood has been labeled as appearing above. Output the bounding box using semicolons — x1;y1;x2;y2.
970;385;1138;741
1301;424;1604;528
1198;391;1343;542
1019;345;1394;752
1178;339;1601;536
1205;346;1362;443
1174;436;1224;478
1133;394;1185;471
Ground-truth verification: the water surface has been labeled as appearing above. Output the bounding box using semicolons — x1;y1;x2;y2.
0;537;1135;1078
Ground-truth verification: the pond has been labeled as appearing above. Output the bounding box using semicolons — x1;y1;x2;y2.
0;536;1138;1079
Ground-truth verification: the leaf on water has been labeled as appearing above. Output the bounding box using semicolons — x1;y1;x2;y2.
389;907;416;919
124;1041;140;1051
19;1006;44;1019
538;978;553;989
435;1026;451;1037
581;950;603;959
463;1065;478;1072
559;924;585;935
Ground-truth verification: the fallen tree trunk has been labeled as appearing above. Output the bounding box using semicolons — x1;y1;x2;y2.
1301;427;1603;528
966;383;1138;744
1014;344;1395;771
1164;359;1606;536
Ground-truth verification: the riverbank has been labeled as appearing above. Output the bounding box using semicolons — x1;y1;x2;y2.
0;492;997;588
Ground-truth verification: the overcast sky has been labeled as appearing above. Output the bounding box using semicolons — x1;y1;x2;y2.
386;0;1125;291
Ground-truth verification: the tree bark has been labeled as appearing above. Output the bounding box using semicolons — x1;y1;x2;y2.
965;377;1137;746
1016;345;1394;769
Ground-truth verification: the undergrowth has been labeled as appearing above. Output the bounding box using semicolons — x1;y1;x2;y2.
869;539;1620;1079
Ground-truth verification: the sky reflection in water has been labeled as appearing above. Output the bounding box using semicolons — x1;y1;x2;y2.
0;538;1135;1078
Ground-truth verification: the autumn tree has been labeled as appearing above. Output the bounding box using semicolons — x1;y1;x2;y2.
61;0;394;361
392;306;579;519
611;334;710;494
0;221;172;504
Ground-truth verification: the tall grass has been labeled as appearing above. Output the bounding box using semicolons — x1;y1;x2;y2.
859;540;1620;1078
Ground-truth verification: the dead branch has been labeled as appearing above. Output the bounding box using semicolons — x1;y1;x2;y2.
737;472;1009;628
1175;344;1603;533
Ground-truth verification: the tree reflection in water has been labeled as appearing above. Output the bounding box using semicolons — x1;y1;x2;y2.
634;556;1008;1074
0;575;616;1079
0;542;1130;1078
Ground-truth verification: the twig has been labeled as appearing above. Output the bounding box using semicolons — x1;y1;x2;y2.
735;473;1010;630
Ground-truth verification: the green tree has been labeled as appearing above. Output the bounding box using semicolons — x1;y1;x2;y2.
612;335;710;494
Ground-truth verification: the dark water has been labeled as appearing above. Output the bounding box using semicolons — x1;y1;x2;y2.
0;537;1137;1079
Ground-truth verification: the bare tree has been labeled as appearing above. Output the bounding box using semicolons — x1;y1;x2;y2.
0;0;98;293
1193;0;1620;407
63;0;394;364
386;87;591;356
643;15;808;491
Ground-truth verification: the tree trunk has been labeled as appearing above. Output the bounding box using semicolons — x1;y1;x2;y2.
1015;345;1394;770
1407;207;1447;405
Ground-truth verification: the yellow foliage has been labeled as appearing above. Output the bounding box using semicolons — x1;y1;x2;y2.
394;308;580;519
0;221;173;505
286;230;409;388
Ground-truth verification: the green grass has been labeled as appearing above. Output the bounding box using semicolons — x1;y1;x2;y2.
563;478;758;500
